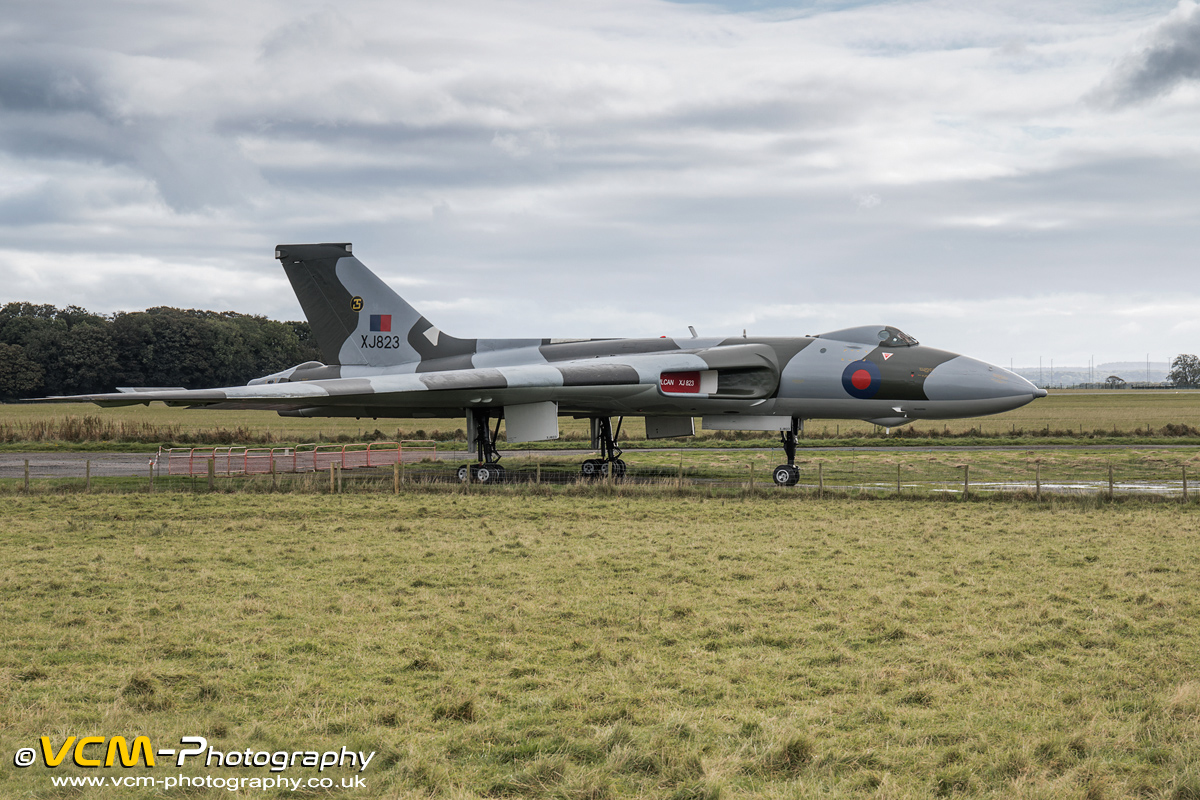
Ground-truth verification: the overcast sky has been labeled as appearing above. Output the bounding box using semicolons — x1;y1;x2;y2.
2;0;1199;368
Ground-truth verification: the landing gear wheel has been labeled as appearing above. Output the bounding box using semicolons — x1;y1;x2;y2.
583;417;628;480
463;408;504;483
473;464;505;484
773;465;799;486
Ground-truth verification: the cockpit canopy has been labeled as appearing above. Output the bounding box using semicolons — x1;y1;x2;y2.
813;325;919;348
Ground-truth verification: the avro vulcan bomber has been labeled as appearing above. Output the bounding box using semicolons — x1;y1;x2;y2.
54;243;1047;485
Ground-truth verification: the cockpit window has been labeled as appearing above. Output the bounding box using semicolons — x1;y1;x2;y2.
877;327;918;347
814;325;919;348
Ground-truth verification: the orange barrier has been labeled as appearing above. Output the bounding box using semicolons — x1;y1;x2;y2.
163;445;246;476
399;440;438;463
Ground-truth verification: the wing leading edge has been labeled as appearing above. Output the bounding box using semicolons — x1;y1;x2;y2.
42;344;781;417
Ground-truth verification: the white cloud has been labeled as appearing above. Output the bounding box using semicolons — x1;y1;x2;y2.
0;0;1197;370
854;192;881;210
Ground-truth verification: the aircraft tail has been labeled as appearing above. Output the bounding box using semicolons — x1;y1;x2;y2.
275;243;475;369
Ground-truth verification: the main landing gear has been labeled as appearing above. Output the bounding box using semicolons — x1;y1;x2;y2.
773;418;801;486
458;409;507;484
582;417;627;479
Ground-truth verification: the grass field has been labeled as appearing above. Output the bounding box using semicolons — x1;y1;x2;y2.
3;390;1200;450
3;493;1200;798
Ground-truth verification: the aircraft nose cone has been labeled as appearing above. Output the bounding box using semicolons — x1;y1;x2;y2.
924;356;1043;405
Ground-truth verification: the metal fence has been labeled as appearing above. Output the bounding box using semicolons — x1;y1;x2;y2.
157;440;438;476
379;461;1194;500
3;449;1195;501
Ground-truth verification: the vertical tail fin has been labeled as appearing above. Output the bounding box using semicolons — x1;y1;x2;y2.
275;243;475;368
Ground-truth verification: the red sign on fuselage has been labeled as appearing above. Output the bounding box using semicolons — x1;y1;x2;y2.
660;371;701;393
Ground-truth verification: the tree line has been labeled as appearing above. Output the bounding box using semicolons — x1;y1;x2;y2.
1;301;1196;399
0;303;321;400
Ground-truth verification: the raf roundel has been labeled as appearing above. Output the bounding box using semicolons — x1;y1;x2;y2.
841;359;882;399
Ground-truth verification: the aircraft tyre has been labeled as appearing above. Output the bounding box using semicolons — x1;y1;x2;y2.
773;465;799;487
457;464;470;482
474;464;505;484
581;459;626;480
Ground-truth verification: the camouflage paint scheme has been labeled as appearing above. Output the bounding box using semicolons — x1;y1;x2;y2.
51;243;1046;437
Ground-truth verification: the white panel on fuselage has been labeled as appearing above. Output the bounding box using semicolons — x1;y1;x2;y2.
505;401;560;442
645;416;695;439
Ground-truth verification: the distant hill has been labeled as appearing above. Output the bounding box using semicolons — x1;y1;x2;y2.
1012;362;1170;387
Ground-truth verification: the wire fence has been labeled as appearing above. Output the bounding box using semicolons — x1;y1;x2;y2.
156;441;438;476
4;452;1195;501
374;461;1195;500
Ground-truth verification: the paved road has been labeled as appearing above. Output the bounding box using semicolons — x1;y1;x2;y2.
0;453;159;479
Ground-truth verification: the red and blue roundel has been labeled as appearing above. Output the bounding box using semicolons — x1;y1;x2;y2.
841;360;881;399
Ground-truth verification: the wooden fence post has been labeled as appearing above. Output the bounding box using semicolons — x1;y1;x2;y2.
1183;466;1188;503
896;463;901;495
24;459;30;493
1035;461;1041;499
148;460;154;493
393;461;400;494
818;462;823;498
536;462;541;485
207;458;215;491
329;463;336;493
677;452;684;489
85;460;91;493
1108;463;1114;499
962;465;969;500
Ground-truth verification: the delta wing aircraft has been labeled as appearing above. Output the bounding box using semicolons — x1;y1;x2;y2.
52;243;1047;485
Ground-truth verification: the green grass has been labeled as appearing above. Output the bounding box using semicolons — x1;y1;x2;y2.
3;493;1200;797
3;390;1200;450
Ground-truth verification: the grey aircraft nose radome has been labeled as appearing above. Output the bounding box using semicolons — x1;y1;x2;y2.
924;356;1047;409
45;243;1047;485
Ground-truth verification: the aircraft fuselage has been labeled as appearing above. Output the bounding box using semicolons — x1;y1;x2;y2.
257;332;1043;429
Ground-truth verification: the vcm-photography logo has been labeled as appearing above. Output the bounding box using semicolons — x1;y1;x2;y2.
14;737;156;768
13;735;375;773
